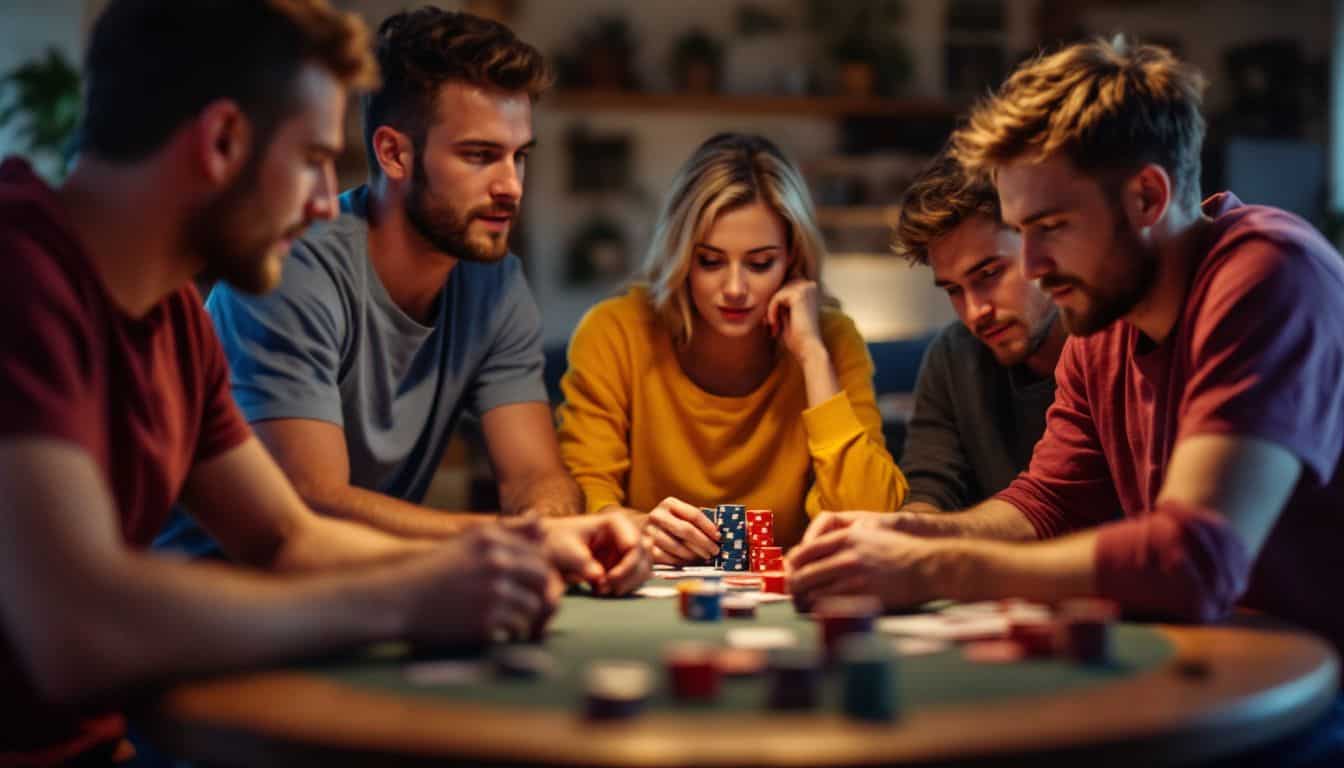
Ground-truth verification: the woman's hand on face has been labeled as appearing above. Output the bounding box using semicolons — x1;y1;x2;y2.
766;279;825;363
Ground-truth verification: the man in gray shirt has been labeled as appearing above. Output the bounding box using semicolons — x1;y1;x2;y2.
891;154;1067;512
160;8;647;595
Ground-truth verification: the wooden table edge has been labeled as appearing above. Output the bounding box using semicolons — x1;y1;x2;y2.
136;623;1340;768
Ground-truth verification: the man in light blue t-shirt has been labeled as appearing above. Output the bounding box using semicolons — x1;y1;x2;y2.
159;8;648;596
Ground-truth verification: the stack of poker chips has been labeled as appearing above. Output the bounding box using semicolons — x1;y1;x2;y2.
1058;598;1119;664
686;586;723;621
751;546;783;573
816;595;881;662
664;642;721;701
747;509;779;571
715;504;748;571
765;647;821;710
698;507;718;566
839;634;898;721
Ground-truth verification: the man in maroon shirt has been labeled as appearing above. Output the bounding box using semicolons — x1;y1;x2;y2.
791;37;1344;762
0;2;646;765
791;38;1344;654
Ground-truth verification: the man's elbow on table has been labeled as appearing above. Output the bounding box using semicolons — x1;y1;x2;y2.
1094;501;1253;623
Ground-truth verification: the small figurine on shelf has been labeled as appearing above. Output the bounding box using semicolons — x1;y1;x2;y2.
556;17;641;91
808;0;911;98
565;215;630;286
670;28;723;94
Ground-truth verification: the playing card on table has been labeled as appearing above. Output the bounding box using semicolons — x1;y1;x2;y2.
877;614;1008;641
726;627;798;650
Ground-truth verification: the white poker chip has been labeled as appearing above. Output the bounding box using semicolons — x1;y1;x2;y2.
585;661;652;699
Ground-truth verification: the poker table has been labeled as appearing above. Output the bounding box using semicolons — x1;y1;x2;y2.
138;583;1339;767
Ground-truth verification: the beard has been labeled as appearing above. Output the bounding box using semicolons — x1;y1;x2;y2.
978;304;1060;367
404;153;514;263
188;156;300;295
1038;217;1159;337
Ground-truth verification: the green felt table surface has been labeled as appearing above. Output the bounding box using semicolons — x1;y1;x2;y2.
308;584;1173;716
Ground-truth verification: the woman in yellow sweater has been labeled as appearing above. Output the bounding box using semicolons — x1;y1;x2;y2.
557;133;906;562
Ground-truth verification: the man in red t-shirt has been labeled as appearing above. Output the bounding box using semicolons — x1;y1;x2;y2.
0;2;645;765
789;39;1344;653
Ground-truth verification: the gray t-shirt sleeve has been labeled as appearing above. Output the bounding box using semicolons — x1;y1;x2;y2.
900;326;975;510
466;265;548;417
206;241;348;426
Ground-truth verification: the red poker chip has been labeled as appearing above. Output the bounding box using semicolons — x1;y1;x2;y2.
761;571;788;594
1008;617;1058;657
664;643;721;700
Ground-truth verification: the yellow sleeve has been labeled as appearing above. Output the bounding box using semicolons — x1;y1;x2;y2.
555;302;635;514
802;313;909;516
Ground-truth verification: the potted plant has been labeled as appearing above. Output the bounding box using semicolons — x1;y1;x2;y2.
808;0;911;97
0;47;81;179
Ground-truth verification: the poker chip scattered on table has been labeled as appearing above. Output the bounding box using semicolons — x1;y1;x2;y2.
766;647;822;710
1008;615;1059;658
676;579;703;619
584;661;652;720
493;646;554;679
1058;598;1119;664
815;595;881;661
722;594;758;618
722;574;760;589
840;634;898;721
687;587;723;621
664;642;721;700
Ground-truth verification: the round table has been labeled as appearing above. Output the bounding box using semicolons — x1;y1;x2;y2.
138;585;1339;767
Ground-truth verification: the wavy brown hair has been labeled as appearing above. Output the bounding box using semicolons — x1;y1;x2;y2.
363;8;552;176
892;151;1001;267
951;35;1207;214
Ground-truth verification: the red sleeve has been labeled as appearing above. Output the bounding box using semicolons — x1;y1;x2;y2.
995;337;1124;537
1178;229;1344;483
1095;499;1250;621
0;228;101;451
183;286;251;464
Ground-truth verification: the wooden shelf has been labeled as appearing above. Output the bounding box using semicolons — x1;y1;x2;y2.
547;89;962;119
816;205;901;228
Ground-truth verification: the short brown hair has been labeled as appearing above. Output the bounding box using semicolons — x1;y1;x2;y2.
892;152;1001;266
951;36;1207;212
363;8;553;176
81;0;375;163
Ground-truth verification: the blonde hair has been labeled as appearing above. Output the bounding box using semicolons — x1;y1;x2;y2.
951;35;1207;213
639;133;836;342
